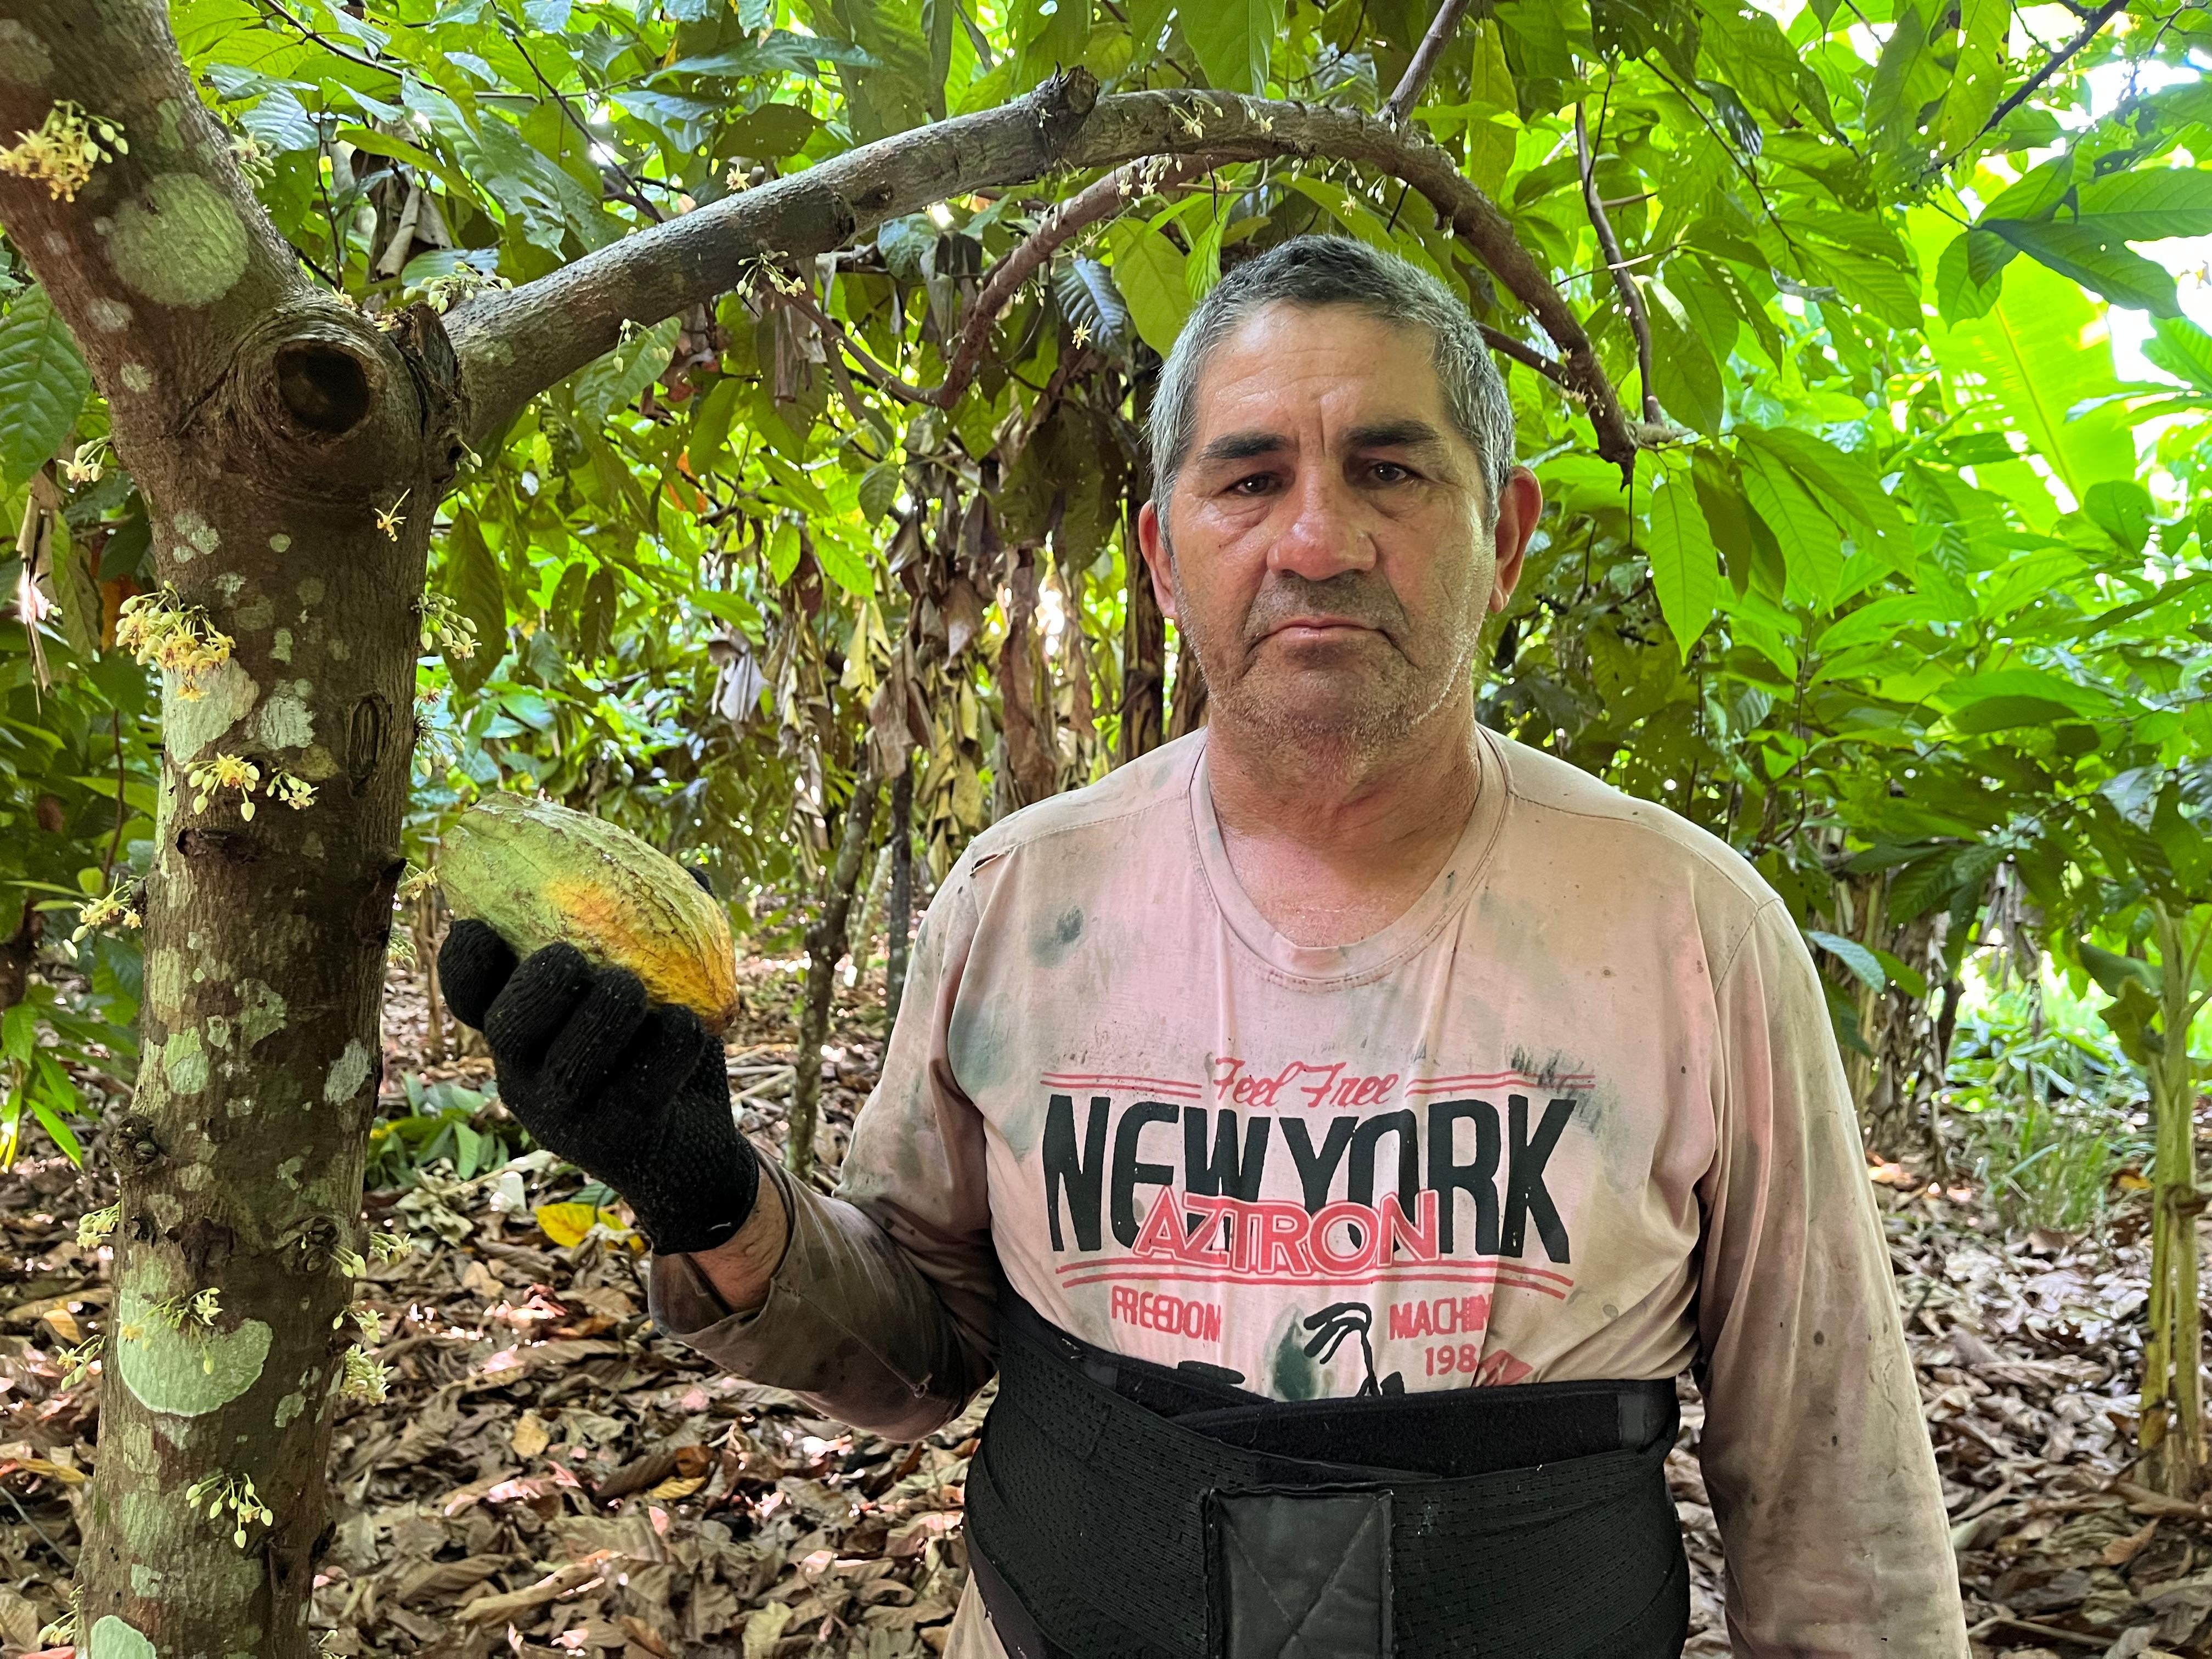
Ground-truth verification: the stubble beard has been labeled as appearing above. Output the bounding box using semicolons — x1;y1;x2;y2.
1169;560;1489;769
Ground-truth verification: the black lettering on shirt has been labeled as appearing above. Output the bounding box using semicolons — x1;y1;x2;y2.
1110;1099;1180;1248
1043;1093;1108;1251
1280;1115;1357;1214
1504;1094;1576;1263
1427;1099;1501;1256
1184;1107;1269;1200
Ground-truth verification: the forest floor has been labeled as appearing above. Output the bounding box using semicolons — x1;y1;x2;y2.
0;957;2208;1658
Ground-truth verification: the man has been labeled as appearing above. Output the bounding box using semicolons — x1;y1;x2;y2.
443;236;1967;1657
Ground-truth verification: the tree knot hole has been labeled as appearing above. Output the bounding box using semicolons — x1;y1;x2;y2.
275;341;374;437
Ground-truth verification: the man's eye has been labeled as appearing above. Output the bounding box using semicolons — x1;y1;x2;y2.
1229;473;1277;495
1368;461;1413;483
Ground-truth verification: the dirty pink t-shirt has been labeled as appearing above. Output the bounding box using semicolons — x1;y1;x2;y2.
651;727;1967;1656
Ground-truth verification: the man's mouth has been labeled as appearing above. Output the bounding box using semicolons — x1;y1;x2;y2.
1265;615;1376;641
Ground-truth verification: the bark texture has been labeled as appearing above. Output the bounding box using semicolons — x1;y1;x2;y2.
788;773;883;1183
0;5;463;1654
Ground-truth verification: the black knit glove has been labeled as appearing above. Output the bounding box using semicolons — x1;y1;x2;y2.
438;920;759;1257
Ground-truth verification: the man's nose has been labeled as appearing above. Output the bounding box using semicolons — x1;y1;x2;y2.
1266;469;1376;583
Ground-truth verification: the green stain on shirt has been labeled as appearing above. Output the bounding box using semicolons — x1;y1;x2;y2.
1270;1314;1321;1402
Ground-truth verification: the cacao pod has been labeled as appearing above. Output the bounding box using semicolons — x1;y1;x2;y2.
438;794;740;1034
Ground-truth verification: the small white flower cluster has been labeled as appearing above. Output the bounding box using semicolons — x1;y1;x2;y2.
184;1470;275;1549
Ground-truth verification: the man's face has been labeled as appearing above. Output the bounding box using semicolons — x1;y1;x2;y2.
1139;303;1541;754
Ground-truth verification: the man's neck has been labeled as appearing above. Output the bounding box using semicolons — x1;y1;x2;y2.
1204;696;1484;947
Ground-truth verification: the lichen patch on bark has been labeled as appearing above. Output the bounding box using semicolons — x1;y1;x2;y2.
114;1282;273;1417
323;1038;371;1105
88;1615;158;1659
161;1027;208;1094
247;680;315;751
237;979;286;1047
103;174;250;307
0;22;53;85
169;510;221;561
164;659;257;764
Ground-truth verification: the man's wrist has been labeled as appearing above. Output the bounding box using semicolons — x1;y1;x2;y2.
679;1167;789;1315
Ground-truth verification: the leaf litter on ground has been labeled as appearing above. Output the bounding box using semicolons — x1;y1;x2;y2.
1;957;2209;1657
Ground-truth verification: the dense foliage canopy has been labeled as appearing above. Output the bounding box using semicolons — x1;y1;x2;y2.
4;0;2211;1166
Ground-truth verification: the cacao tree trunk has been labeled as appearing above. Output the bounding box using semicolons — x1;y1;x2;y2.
2138;902;2208;1497
886;768;915;1025
788;772;883;1182
0;7;461;1651
417;891;447;1065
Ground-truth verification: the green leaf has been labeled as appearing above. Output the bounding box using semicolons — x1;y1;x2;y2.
572;317;682;426
1644;473;1719;659
1935;0;2006;155
0;286;91;490
1864;0;1927;161
1107;221;1192;356
688;377;743;473
1810;245;1924;331
691;587;763;635
769;521;802;584
1739;425;1906;544
2071;167;2212;239
1182;0;1283;94
1647;291;1724;435
1807;930;1885;992
1739;447;1842;611
721;102;822;159
1935;231;2009;324
1932;255;2137;504
812;531;873;598
1988;218;2180;317
441;515;507;693
809;0;945;140
1939;668;2113;720
335;126;482;210
2078;939;2162;999
1056;256;1129;351
2144;316;2212;394
2082;479;2154;555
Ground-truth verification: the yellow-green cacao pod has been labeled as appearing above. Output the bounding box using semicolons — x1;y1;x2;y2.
439;794;741;1034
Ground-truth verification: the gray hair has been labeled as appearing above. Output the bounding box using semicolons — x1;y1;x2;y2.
1147;235;1516;519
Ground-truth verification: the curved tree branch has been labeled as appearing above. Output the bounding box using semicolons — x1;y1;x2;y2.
1386;0;1475;124
1577;101;1661;426
450;75;1640;472
799;148;1585;416
785;153;1211;409
1931;0;2125;172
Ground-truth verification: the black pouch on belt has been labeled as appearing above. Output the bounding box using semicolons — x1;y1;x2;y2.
966;1295;1688;1659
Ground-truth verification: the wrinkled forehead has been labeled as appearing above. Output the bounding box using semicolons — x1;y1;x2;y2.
1189;300;1465;450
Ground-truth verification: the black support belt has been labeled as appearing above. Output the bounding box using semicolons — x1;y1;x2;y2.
967;1296;1689;1658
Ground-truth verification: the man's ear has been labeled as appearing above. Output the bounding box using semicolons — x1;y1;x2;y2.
1486;467;1544;614
1137;499;1178;621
